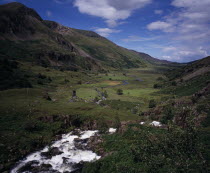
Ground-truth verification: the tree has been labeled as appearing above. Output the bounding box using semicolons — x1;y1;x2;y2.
104;90;108;98
117;89;123;95
114;116;121;130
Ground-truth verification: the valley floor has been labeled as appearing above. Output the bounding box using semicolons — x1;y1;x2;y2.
0;64;209;172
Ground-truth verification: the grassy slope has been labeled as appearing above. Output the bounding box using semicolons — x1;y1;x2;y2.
56;27;148;69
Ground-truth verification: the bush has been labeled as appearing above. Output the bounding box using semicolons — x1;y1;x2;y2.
37;73;46;79
171;81;177;86
149;99;156;108
160;106;174;124
37;80;43;85
64;79;69;83
104;90;108;98
153;84;162;88
77;81;82;85
157;77;163;81
132;107;138;114
48;77;52;82
117;89;123;95
97;117;108;133
114;116;121;130
94;96;99;102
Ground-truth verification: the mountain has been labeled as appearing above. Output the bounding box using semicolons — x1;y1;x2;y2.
166;56;210;81
163;56;210;97
134;51;172;65
0;2;170;72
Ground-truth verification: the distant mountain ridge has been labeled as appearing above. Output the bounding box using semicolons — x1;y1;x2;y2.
0;2;172;71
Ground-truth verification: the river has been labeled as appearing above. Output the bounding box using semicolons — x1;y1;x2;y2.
11;128;116;173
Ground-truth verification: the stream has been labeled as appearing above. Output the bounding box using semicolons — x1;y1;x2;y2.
11;129;116;173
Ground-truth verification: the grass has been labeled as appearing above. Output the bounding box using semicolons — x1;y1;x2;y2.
0;63;171;171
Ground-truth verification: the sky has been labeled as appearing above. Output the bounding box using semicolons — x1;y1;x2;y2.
1;0;210;62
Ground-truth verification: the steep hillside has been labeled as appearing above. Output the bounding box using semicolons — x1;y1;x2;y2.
0;2;102;71
166;56;210;81
0;2;170;73
43;20;147;69
160;56;210;97
135;51;173;65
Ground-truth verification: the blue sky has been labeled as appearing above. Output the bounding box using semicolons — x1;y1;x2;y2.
1;0;210;62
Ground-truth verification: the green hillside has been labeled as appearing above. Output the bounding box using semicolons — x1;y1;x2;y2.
0;2;171;73
0;2;209;173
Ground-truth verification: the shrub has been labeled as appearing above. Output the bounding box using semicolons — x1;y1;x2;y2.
37;73;46;79
160;106;174;124
149;99;156;108
153;84;162;88
64;79;69;83
94;97;99;102
104;90;108;98
157;77;163;81
117;89;123;95
132;107;138;114
48;77;52;82
171;81;177;86
37;80;43;85
114;116;121;130
77;81;82;85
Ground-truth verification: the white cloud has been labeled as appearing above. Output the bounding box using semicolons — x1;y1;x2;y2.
147;21;174;32
162;56;174;61
94;28;121;37
154;10;163;15
74;0;152;27
161;45;209;62
46;10;52;17
122;35;160;42
162;46;177;52
147;0;210;62
172;0;210;10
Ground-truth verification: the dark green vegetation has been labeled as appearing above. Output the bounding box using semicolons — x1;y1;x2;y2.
0;2;210;173
83;125;206;173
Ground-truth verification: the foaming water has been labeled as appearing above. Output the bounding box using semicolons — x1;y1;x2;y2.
11;130;100;173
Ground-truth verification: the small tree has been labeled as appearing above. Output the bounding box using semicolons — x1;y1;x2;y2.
94;96;99;102
104;90;108;98
117;89;123;95
114;116;121;130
